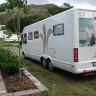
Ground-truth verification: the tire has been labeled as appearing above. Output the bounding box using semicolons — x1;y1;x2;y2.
42;59;48;69
48;60;55;72
22;52;26;59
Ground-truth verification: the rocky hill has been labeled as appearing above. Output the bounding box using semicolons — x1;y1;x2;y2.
28;4;56;17
0;4;56;25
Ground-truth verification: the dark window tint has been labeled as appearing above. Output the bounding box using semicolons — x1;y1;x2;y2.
28;32;33;40
34;31;39;39
23;33;27;44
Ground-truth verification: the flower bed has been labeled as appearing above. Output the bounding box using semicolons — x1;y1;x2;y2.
1;70;36;93
0;68;48;96
0;48;48;96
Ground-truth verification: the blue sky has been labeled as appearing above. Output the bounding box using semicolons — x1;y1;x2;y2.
0;0;96;10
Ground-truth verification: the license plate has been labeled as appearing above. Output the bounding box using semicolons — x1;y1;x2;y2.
92;62;96;67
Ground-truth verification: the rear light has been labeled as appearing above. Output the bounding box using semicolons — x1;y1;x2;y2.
74;48;78;62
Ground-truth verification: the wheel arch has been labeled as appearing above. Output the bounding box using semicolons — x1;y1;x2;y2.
40;55;52;62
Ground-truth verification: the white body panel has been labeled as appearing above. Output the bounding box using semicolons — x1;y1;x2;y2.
22;8;96;74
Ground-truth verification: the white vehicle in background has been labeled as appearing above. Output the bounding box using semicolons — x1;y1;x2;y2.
22;8;96;76
0;34;5;39
5;34;18;42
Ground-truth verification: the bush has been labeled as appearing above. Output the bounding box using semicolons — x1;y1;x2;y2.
3;30;12;37
0;48;23;75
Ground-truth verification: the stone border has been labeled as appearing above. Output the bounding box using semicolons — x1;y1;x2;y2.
0;68;48;96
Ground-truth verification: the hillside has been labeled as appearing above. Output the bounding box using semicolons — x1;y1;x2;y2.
28;4;56;16
0;4;56;25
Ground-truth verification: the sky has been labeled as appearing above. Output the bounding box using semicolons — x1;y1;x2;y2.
0;0;96;10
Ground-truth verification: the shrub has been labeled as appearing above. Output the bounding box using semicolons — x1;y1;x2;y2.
0;48;23;75
3;29;12;37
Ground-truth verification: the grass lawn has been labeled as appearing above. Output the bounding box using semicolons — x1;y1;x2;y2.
2;42;20;48
24;59;96;96
3;44;96;96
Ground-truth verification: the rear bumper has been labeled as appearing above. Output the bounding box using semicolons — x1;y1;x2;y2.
72;67;96;74
72;61;96;74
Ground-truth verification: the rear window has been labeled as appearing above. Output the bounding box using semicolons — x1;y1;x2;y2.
79;18;96;47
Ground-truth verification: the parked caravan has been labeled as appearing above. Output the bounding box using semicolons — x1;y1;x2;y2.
22;8;96;75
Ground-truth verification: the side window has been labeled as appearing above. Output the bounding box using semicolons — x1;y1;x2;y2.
34;31;39;39
28;32;33;40
23;33;27;44
53;23;64;36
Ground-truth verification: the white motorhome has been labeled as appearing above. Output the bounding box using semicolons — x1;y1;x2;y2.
22;8;96;75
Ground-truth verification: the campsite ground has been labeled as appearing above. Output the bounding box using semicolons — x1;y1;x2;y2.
5;43;96;96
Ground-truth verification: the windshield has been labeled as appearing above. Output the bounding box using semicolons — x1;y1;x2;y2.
79;18;96;47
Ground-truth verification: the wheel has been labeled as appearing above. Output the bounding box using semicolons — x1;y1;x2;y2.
41;59;48;69
22;52;27;59
48;60;55;72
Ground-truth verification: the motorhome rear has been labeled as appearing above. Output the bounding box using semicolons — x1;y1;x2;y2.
22;8;96;75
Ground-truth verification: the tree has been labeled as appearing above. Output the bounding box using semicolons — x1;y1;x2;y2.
0;3;7;12
48;6;62;16
6;0;29;57
48;3;74;16
62;3;72;8
4;0;29;79
7;15;45;33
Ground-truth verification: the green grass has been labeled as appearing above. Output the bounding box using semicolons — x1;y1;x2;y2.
3;46;96;96
0;38;4;47
24;60;96;96
3;42;16;47
2;42;21;48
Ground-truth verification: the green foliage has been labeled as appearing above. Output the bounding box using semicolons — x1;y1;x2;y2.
6;0;28;11
48;3;73;16
24;82;33;89
12;86;20;92
48;6;63;16
0;38;4;47
7;15;45;32
5;0;29;34
0;48;23;75
9;75;23;83
48;84;56;96
1;26;6;30
0;3;7;12
3;29;12;37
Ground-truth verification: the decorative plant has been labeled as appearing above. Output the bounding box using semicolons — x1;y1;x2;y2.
0;48;23;75
1;0;29;78
12;86;20;92
9;75;23;83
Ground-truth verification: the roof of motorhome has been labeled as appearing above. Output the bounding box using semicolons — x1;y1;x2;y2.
23;8;96;31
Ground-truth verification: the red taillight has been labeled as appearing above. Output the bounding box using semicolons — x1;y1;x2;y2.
74;48;78;62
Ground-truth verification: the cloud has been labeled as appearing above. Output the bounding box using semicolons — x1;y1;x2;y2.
27;0;50;5
27;0;96;10
0;0;6;4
